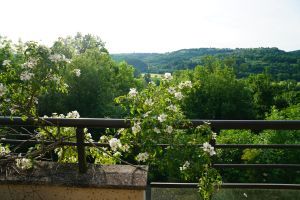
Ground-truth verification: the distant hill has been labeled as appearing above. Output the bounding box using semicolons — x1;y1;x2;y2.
112;48;300;81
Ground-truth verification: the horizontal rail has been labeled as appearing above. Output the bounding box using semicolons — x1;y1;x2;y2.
215;144;300;149
150;182;300;189
0;139;109;147
212;164;300;169
2;139;299;149
1;117;300;129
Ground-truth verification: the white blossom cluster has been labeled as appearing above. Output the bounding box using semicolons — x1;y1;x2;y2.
165;125;173;134
85;132;94;143
0;83;6;97
132;122;141;134
168;87;184;100
143;111;152;118
73;69;81;77
163;73;173;81
51;75;62;85
167;104;178;112
174;92;183;100
168;87;176;94
9;107;17;114
29;97;38;105
66;110;80;118
49;54;70;63
109;138;122;151
21;58;38;69
158;114;167;122
153;127;161;133
178;81;192;89
0;146;10;156
16;158;33;170
180;161;190;171
121;144;130;152
144;98;154;106
212;132;217;140
20;71;34;81
2;60;11;66
136;152;149;162
48;112;66;118
128;88;138;98
202;142;216;156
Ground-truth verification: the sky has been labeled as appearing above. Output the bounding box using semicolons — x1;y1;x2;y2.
1;0;300;53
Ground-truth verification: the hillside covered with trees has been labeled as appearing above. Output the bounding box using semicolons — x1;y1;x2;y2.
112;47;300;81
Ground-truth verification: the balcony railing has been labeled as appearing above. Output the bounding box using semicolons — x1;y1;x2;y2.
0;117;300;190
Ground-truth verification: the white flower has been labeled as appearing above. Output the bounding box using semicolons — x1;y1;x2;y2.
21;58;38;69
153;127;161;134
51;75;61;84
100;135;108;141
2;60;11;66
128;88;138;98
144;98;154;106
212;132;217;140
113;151;122;157
180;161;190;171
73;69;81;77
136;152;149;162
158;114;167;122
10;108;17;114
163;73;173;81
0;83;7;97
85;132;93;142
165;126;173;134
66;110;80;118
16;158;32;170
0;146;10;156
109;138;121;151
174;92;183;100
143;111;152;118
63;83;69;88
49;54;69;63
20;71;34;81
33;97;38;104
178;81;192;89
132;122;141;134
167;104;177;112
117;128;125;134
202;142;216;156
167;87;176;94
121;144;130;152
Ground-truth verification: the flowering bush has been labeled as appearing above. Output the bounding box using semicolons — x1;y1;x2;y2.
0;38;221;199
0;40;69;117
35;111;121;164
115;73;222;200
0;39;71;170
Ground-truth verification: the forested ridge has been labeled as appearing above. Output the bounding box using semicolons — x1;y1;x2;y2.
112;47;300;81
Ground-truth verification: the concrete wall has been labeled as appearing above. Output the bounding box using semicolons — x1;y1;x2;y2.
0;184;145;200
0;162;148;200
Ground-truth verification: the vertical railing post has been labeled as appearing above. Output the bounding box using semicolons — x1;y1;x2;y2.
76;127;87;173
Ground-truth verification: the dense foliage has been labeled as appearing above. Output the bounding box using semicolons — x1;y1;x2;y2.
0;34;300;198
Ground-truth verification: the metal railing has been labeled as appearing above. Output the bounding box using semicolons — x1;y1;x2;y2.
0;117;300;189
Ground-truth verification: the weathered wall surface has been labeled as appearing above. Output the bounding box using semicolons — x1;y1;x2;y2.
0;162;148;200
0;184;144;200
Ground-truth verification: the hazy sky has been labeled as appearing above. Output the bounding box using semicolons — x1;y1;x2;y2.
1;0;299;53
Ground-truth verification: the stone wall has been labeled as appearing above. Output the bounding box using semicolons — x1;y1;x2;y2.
0;161;148;200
